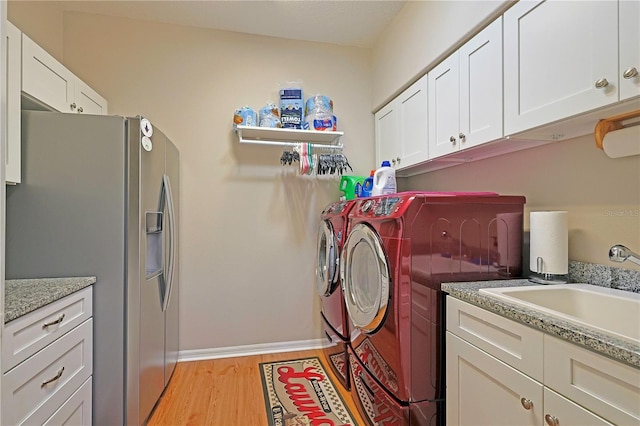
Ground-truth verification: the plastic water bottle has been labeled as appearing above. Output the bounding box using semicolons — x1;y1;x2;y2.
371;161;396;196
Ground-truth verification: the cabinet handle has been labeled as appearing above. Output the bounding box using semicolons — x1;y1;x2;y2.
449;136;456;144
623;67;638;79
396;156;401;164
595;78;609;88
42;313;65;328
459;133;466;140
70;102;77;110
544;414;559;426
78;107;84;113
41;366;65;388
520;397;533;410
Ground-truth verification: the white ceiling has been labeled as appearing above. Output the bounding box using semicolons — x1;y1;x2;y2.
57;0;407;48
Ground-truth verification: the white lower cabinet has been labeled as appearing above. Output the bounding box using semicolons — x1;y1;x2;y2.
2;288;93;426
446;332;543;426
543;387;612;426
544;334;640;425
446;297;640;426
43;377;92;426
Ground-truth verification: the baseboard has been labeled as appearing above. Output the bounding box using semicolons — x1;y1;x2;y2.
178;338;327;362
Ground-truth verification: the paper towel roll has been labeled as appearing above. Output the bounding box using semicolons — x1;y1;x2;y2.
603;125;640;158
530;211;568;275
496;212;523;268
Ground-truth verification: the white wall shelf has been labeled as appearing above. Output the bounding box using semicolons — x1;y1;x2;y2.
236;125;343;149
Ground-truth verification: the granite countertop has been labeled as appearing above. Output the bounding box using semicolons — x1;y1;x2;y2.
441;279;640;368
5;277;96;324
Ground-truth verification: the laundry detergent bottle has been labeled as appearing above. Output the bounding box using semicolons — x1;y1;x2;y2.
357;170;376;197
371;161;397;196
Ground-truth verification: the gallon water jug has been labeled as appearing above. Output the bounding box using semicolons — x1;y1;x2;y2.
371;161;396;196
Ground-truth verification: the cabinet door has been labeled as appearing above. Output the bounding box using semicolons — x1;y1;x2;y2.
620;0;640;100
375;99;399;168
446;332;543;426
428;52;460;159
544;387;613;426
5;21;21;184
43;377;92;426
544;334;640;425
75;78;108;115
459;17;503;150
397;75;428;169
22;33;75;113
504;0;618;135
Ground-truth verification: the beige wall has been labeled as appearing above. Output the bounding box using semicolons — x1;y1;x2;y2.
8;1;64;61
9;5;375;352
371;0;510;110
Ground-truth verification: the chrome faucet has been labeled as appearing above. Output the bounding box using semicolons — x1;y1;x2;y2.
609;245;640;266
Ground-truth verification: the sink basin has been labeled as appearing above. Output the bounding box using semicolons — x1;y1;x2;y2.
479;284;640;344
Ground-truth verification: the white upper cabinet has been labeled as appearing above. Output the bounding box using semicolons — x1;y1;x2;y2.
459;18;503;149
429;18;502;159
74;78;108;115
5;21;21;184
428;53;460;158
396;76;428;169
21;33;107;115
619;0;640;100
375;75;428;170
375;98;399;168
504;0;618;135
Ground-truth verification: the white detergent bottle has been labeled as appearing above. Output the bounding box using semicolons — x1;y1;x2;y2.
372;161;397;196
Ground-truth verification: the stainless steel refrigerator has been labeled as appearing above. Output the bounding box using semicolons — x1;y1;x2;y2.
6;110;180;425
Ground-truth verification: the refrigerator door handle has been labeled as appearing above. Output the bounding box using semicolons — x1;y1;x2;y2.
162;174;176;312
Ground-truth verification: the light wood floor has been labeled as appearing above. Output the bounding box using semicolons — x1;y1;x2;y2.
147;349;365;426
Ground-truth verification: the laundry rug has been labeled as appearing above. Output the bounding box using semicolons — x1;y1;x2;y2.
259;356;357;426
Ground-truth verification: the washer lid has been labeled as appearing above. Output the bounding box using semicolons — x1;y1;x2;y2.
316;220;338;296
341;223;390;333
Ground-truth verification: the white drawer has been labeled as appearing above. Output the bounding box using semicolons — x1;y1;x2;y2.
544;334;640;425
446;296;544;381
3;287;92;372
2;319;93;426
44;377;92;426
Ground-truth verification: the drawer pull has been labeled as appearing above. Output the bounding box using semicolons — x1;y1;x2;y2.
41;367;65;388
623;67;638;79
520;397;533;410
545;414;559;426
42;313;65;328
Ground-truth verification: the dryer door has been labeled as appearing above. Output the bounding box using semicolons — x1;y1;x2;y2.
316;220;338;296
341;223;390;333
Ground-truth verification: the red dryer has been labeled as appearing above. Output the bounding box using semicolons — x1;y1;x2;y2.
340;192;525;425
316;199;357;389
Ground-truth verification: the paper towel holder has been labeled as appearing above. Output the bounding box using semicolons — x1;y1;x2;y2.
529;256;568;284
594;109;640;158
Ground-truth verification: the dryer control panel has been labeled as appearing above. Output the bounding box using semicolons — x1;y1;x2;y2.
356;196;406;217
